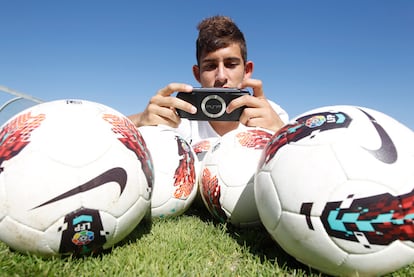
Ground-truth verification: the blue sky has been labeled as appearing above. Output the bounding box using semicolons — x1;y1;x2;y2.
0;0;413;130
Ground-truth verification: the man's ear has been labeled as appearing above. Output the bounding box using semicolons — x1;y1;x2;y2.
192;65;201;83
244;61;254;79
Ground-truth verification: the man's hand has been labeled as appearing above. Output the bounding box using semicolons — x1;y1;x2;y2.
128;83;196;128
226;78;284;132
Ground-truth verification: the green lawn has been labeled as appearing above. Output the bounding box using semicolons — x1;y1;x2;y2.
0;202;413;276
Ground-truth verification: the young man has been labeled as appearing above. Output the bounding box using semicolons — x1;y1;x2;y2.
128;15;288;143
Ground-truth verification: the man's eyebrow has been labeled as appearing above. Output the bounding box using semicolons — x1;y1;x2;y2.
201;57;242;63
200;58;217;64
225;57;242;63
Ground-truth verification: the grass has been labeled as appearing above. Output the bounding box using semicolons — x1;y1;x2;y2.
0;201;413;276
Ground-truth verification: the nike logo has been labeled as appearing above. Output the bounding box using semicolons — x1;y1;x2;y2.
359;109;397;164
33;167;127;209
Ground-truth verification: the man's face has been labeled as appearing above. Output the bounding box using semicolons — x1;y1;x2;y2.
195;43;250;88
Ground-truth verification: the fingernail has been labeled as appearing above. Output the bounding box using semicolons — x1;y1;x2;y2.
191;106;197;114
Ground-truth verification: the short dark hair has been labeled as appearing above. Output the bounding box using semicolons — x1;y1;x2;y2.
196;15;247;65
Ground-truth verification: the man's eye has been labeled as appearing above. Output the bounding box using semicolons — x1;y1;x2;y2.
225;62;239;68
203;64;217;71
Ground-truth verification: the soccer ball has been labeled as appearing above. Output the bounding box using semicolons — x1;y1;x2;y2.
0;99;153;256
192;138;219;162
199;127;274;227
138;125;199;218
255;105;414;276
191;137;219;207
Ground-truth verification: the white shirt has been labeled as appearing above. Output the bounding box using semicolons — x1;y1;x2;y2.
175;100;289;145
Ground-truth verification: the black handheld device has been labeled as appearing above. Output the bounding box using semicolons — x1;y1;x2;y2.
176;88;249;121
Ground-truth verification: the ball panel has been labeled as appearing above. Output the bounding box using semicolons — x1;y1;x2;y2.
0;216;56;256
270;144;346;214
0;174;6;221
3;155;82;230
254;171;281;231
35;110;113;167
222;176;260;226
213;129;271;188
342;241;414;276
275;211;348;275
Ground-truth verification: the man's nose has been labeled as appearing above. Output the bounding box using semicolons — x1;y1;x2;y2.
215;65;227;85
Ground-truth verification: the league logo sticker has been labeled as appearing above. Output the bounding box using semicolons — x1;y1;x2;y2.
58;208;107;255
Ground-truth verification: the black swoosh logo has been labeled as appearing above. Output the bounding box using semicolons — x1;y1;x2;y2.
360;109;397;164
33;167;127;209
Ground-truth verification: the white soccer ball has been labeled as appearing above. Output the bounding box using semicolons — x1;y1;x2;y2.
192;138;219;162
255;105;414;276
0;99;153;256
191;137;219;207
199;127;274;227
138;125;199;218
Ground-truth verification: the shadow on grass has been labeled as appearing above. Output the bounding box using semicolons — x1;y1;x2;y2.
226;223;325;275
185;202;326;276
